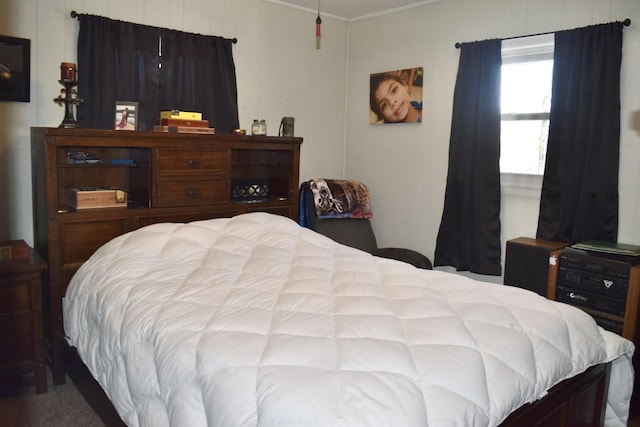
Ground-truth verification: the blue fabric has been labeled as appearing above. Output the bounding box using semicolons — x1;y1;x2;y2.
299;181;311;228
412;101;422;123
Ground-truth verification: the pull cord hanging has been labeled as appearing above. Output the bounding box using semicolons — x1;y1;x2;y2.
315;0;322;49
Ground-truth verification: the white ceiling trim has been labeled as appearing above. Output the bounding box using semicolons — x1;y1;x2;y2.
348;1;439;22
262;0;345;21
261;0;440;22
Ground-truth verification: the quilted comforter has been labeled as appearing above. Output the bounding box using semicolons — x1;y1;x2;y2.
63;212;635;427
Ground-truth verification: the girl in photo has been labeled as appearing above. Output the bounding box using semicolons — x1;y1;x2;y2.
370;69;422;124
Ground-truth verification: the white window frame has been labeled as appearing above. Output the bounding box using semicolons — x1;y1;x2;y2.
500;34;554;197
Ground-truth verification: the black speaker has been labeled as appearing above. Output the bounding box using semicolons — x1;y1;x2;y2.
504;237;566;297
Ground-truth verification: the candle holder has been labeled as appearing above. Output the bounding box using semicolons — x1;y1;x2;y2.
53;79;84;128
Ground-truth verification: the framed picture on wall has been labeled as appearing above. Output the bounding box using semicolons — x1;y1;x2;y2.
369;67;423;125
0;35;30;102
115;101;138;130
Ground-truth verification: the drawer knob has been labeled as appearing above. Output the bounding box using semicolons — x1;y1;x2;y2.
187;159;202;167
187;190;203;198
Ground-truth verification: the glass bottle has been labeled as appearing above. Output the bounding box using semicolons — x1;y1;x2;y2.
259;119;267;136
251;119;261;135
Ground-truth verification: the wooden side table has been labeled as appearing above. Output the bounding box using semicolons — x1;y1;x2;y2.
0;240;48;394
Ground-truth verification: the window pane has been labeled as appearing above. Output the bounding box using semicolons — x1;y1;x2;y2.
501;60;553;114
500;120;549;175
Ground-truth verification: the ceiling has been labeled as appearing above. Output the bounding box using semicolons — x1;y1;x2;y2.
264;0;439;21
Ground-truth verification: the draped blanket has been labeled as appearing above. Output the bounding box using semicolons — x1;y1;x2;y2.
308;179;373;218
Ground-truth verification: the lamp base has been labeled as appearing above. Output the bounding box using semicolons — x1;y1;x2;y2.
59;121;80;129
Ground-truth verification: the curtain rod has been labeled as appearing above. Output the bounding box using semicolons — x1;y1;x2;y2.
455;18;630;48
70;10;238;44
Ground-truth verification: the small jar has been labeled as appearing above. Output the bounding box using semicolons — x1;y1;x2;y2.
252;119;267;136
251;119;261;135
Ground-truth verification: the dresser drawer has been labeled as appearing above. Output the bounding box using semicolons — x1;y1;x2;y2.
154;179;229;207
155;149;228;175
0;280;31;315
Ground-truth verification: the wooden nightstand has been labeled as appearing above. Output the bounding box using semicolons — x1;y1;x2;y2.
0;240;48;394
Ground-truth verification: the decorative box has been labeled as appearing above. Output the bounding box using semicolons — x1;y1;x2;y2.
67;187;128;209
0;240;30;260
231;179;269;201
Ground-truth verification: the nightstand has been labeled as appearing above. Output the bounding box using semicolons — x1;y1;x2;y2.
0;240;48;394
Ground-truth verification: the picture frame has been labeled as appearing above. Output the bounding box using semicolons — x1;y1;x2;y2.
115;101;138;130
369;67;423;125
0;35;31;102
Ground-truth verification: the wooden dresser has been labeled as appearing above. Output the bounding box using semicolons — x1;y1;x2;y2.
31;128;302;384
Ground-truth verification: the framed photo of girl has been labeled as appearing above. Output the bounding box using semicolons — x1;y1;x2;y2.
369;67;423;125
114;101;138;130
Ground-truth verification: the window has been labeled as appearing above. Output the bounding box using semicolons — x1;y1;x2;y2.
500;34;554;175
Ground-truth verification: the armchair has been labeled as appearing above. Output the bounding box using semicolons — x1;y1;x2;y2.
299;179;432;269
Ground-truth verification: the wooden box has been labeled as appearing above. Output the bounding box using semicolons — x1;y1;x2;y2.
66;188;127;209
0;240;30;260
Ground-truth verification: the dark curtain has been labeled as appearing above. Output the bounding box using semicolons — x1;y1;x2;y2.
536;22;623;244
159;29;239;134
77;15;160;130
434;39;502;276
76;14;239;132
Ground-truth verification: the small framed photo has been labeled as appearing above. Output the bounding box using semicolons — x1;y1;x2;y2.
0;35;31;102
115;101;138;130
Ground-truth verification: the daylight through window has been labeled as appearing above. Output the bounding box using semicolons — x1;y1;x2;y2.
500;34;554;175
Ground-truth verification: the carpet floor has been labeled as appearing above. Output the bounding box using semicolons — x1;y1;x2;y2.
0;370;103;427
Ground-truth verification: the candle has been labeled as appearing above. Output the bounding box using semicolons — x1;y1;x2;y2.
60;62;77;81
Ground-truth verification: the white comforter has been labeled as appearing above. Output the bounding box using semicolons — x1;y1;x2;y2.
64;212;635;427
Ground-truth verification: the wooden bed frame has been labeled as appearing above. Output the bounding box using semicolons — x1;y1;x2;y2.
63;340;611;427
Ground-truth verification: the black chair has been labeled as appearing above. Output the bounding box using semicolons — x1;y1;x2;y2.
299;180;433;269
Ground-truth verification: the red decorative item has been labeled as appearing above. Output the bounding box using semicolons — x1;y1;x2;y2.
60;62;76;81
316;13;322;37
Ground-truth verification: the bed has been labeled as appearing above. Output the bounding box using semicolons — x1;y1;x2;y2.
62;212;635;426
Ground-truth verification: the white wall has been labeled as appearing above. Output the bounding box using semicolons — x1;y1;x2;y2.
0;0;348;244
346;0;640;281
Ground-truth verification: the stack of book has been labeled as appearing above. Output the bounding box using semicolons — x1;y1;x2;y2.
67;151;103;164
153;110;215;134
